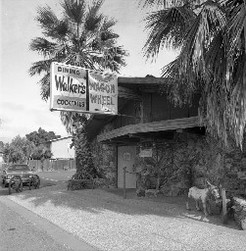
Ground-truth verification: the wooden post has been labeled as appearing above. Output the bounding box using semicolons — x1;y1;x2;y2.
29;176;32;190
116;145;118;188
86;69;89;111
220;185;228;224
123;167;127;199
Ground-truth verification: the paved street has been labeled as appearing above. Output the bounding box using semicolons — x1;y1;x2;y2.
4;180;246;251
0;182;96;251
0;169;97;251
1;170;246;251
0;199;73;251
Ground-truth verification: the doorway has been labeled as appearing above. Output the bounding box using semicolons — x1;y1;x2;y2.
117;145;136;188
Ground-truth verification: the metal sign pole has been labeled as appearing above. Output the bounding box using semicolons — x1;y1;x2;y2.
123;167;127;199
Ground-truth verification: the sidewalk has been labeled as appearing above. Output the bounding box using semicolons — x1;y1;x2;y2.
5;183;246;251
0;195;97;251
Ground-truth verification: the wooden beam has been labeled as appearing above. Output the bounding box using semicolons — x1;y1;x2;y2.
97;116;201;142
118;86;142;100
118;77;167;85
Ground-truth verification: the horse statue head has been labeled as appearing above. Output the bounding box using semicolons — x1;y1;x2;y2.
207;181;221;202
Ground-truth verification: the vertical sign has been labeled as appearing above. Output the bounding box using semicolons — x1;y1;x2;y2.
50;62;87;112
50;62;118;115
88;70;118;114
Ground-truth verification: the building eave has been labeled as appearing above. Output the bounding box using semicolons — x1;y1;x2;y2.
97;116;202;143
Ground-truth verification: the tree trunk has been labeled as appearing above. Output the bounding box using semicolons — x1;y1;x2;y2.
221;186;228;224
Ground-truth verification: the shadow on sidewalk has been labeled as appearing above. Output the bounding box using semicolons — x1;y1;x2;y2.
5;183;241;232
105;188;240;230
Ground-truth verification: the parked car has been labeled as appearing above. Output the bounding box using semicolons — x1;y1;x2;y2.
1;164;34;187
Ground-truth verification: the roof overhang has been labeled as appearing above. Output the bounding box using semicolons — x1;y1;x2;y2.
85;77;199;141
118;77;167;93
86;77;150;138
97;116;201;143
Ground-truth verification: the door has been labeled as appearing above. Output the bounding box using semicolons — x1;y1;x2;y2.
118;145;136;188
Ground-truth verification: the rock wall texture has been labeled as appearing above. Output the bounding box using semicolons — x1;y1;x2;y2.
92;130;246;196
135;132;246;196
91;139;117;187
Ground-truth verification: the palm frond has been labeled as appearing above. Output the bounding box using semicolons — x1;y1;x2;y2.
30;0;127;104
144;6;196;58
36;5;58;32
52;20;70;40
101;17;117;31
29;59;52;76
180;1;226;77
100;31;119;41
37;6;69;40
142;0;246;147
29;37;57;57
102;46;128;72
139;0;184;8
60;111;78;133
227;52;246;148
60;111;87;133
227;2;246;55
99;18;118;41
62;0;86;25
139;0;210;9
205;30;227;86
38;73;50;101
84;0;104;31
161;53;199;106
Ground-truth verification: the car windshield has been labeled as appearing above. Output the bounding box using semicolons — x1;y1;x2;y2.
8;165;29;171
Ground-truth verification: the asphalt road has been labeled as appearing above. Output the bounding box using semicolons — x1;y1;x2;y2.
0;169;97;251
0;199;73;251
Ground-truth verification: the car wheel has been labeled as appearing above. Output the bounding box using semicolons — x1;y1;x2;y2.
33;175;40;189
2;179;5;185
8;176;23;194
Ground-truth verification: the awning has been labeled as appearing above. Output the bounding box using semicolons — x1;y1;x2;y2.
97;116;201;143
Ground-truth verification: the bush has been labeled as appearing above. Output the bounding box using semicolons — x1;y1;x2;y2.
67;179;94;191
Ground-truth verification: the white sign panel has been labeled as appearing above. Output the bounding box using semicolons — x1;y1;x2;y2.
88;70;118;114
50;62;118;115
50;62;87;112
139;148;153;158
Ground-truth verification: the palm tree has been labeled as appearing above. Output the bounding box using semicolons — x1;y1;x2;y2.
140;0;246;148
29;0;127;131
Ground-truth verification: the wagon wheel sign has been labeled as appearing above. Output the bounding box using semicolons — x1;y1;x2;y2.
8;175;23;195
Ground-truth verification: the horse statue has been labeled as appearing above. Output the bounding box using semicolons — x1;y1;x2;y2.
186;181;221;217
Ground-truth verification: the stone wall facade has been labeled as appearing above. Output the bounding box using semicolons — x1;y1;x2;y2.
135;132;246;196
92;130;246;195
91;139;117;187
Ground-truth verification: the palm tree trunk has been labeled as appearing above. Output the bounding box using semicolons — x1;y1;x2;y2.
77;23;79;39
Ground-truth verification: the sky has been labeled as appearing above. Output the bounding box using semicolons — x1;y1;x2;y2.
0;0;177;143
